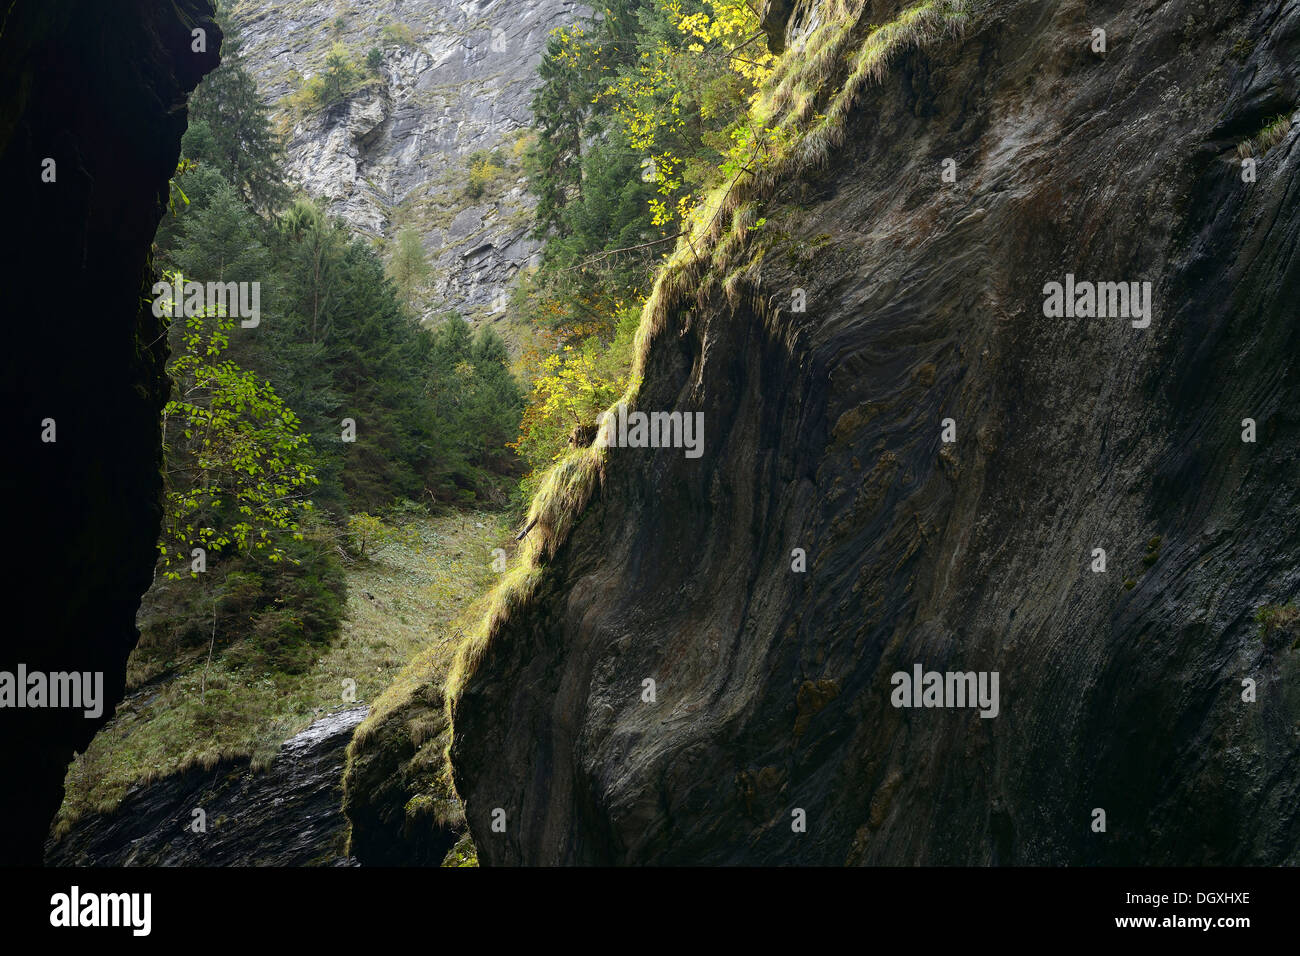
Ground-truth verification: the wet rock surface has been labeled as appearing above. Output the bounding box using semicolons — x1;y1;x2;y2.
450;0;1300;864
46;708;368;866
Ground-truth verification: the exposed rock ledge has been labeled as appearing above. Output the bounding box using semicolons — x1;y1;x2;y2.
46;708;368;866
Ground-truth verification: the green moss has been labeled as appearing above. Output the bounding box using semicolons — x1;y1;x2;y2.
442;831;479;866
445;0;974;763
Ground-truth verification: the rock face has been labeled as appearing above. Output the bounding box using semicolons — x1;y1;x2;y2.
46;708;368;866
0;0;220;866
235;0;583;324
342;681;466;865
450;0;1300;864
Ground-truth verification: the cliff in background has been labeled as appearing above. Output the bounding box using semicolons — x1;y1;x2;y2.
445;0;1300;864
234;0;582;329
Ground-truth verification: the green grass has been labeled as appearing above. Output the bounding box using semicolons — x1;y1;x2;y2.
52;510;512;839
379;22;419;49
1238;114;1293;159
1255;603;1300;642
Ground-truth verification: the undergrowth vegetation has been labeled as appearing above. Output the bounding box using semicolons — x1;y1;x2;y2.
56;510;510;836
506;0;776;501
1238;113;1294;159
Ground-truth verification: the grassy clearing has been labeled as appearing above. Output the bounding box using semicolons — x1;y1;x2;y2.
353;528;512;743
53;510;512;839
343;513;524;868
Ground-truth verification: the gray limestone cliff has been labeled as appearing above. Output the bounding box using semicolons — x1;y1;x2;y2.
233;0;583;327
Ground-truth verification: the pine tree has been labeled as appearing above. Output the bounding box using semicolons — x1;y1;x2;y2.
184;16;289;214
322;42;360;105
386;226;431;310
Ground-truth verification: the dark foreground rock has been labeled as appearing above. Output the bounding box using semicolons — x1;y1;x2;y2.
0;0;220;865
343;676;469;865
449;0;1300;864
46;708;367;866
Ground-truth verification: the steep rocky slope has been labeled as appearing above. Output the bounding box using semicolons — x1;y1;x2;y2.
0;0;220;866
445;0;1300;864
233;0;582;325
46;708;366;866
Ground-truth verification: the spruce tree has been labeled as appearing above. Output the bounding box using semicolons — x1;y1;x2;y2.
185;16;289;214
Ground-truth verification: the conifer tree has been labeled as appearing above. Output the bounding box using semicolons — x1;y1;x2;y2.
184;16;289;214
386;226;432;310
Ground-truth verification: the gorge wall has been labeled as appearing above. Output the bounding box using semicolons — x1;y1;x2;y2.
447;0;1300;864
0;0;220;865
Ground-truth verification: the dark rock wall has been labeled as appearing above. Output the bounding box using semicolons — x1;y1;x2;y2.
342;682;465;865
45;708;367;866
451;0;1300;864
0;0;219;865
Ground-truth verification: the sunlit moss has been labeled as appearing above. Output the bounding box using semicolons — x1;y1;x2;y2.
446;0;973;726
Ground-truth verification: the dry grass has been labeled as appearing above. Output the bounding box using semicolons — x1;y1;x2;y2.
1238;113;1294;159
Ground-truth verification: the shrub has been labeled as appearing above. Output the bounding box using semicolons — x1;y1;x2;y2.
131;534;345;686
284;44;365;112
465;150;506;199
346;512;420;560
1255;603;1300;646
380;22;417;48
383;498;430;525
